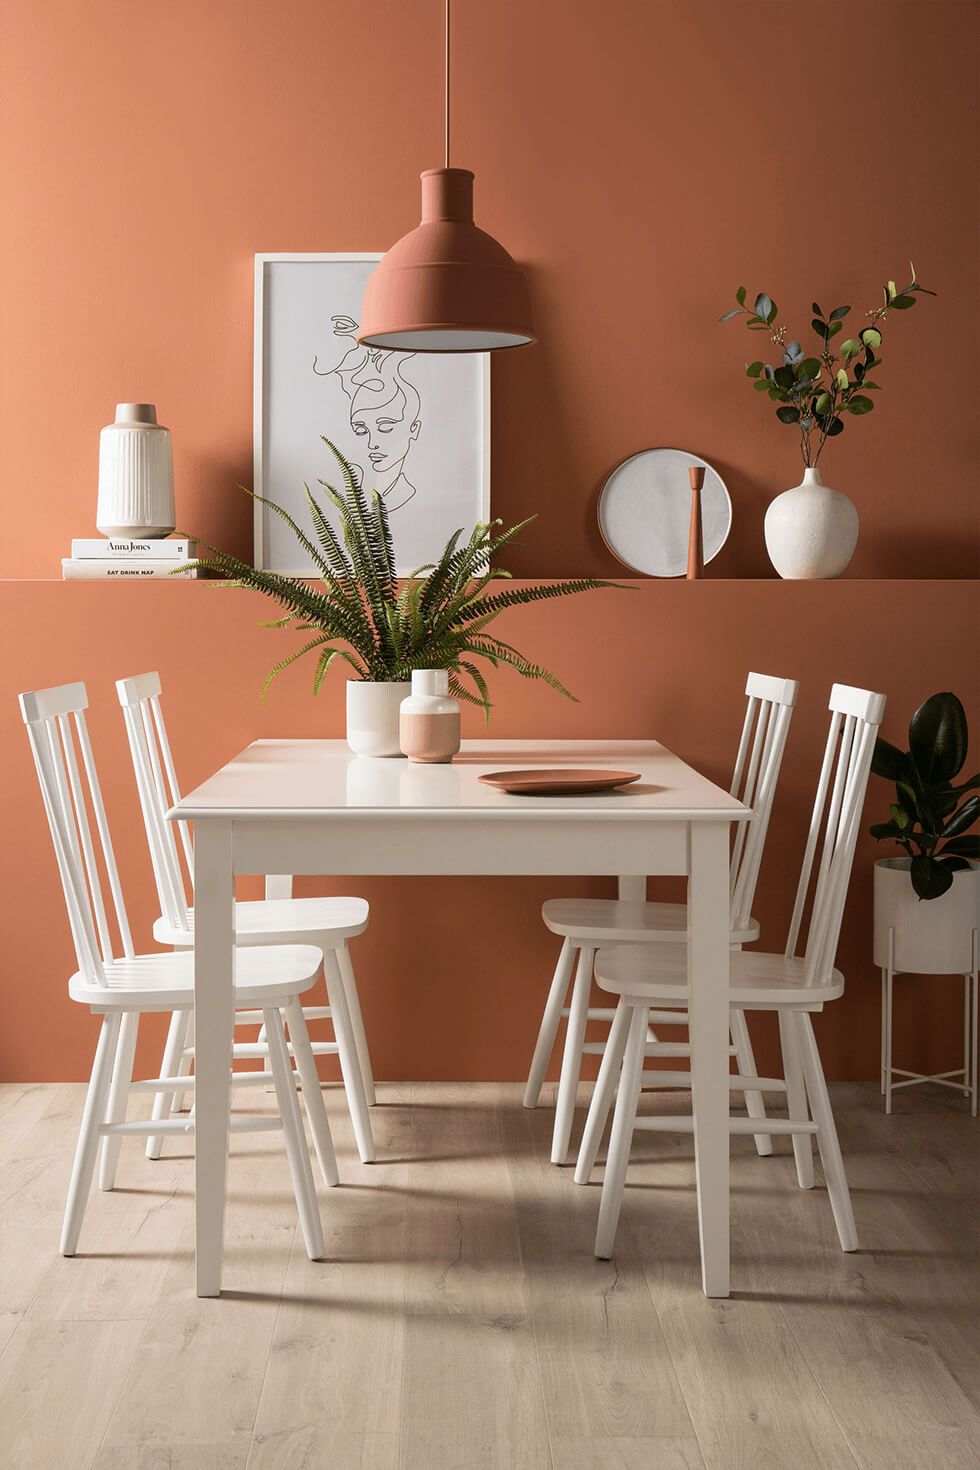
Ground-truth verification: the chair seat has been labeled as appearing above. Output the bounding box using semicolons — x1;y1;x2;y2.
154;895;369;948
69;944;324;1011
542;897;760;946
593;943;843;1009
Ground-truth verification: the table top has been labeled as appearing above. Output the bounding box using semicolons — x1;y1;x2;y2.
172;739;749;823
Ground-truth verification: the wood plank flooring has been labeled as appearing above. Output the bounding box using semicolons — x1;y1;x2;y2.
0;1079;977;1469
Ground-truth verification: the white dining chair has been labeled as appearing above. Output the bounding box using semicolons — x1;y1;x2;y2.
19;681;333;1260
525;672;799;1165
582;682;886;1264
115;671;376;1166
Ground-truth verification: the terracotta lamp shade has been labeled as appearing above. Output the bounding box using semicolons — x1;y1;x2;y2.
358;168;534;352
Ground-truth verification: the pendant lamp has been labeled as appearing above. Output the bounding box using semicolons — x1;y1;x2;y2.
358;0;534;352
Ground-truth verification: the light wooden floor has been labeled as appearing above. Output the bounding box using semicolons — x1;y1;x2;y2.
1;1078;978;1470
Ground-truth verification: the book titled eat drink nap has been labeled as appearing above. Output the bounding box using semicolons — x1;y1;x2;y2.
62;559;199;579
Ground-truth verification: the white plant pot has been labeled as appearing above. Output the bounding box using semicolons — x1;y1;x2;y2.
764;467;859;579
873;858;979;974
96;403;175;538
345;680;411;757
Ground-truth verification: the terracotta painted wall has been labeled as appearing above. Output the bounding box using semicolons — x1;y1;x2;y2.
0;2;978;1082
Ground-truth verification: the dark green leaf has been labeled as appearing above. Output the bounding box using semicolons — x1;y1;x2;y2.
869;819;902;839
829;305;851;321
827;320;843;339
847;395;874;414
889;295;915;310
826;418;845;436
812;303;824;318
840;338;862;363
861;327;882;349
774;365;796;389
941;834;980;859
745;360;764;378
736;285;747;306
814;391;833;415
747;321;770;330
910;692;968;784
873;737;911;781
811;318;829;339
910;855;954;900
776;406;800;424
939;856;972;873
752;378;771;392
889;803;912;830
798;357;822;379
942;794;979;839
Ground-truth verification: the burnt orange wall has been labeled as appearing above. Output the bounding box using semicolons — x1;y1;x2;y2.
1;581;977;1084
0;0;977;579
1;1;978;1082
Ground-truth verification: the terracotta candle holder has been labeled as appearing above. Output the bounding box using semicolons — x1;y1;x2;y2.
686;465;705;579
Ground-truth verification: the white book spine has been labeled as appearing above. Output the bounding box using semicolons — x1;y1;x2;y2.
70;537;195;560
62;559;199;580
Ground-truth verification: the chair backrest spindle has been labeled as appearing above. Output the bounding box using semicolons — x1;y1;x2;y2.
727;672;799;933
116;672;193;933
19;682;135;986
783;683;886;985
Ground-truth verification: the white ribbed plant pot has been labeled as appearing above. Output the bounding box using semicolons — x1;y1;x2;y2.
346;680;411;757
96;403;175;537
873;858;980;974
764;467;859;579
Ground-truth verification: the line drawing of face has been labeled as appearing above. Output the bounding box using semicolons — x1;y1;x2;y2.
314;317;422;511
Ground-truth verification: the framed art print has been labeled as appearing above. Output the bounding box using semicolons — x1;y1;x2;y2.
254;253;490;574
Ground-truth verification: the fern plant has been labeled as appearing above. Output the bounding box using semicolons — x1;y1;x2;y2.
181;439;624;716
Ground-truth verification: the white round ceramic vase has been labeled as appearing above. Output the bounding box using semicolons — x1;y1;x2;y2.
764;466;859;579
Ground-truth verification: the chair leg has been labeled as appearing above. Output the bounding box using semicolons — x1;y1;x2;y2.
779;1011;814;1188
523;937;577;1109
264;1007;325;1262
324;951;375;1163
595;1003;647;1260
284;998;340;1187
99;1011;139;1190
173;1007;195;1113
146;1009;191;1159
61;1014;121;1256
551;945;596;1165
729;1007;772;1158
336;944;375;1107
796;1013;858;1252
574;998;630;1184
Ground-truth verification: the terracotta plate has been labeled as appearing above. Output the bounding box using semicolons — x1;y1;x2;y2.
478;768;642;796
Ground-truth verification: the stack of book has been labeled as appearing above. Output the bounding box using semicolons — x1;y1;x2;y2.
62;537;199;579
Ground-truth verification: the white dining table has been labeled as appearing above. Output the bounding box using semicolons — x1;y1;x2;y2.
170;738;749;1299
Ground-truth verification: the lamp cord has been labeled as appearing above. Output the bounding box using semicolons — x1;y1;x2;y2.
444;0;451;168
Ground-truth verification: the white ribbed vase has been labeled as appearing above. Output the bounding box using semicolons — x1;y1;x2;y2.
96;403;175;537
346;680;411;757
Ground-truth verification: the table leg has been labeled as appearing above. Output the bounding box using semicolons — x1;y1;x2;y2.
687;820;732;1299
194;821;235;1298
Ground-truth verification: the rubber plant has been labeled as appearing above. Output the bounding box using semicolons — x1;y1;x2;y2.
869;692;979;899
181;440;625;717
720;265;936;469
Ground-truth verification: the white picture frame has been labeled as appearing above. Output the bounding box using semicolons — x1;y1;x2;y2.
253;253;491;574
